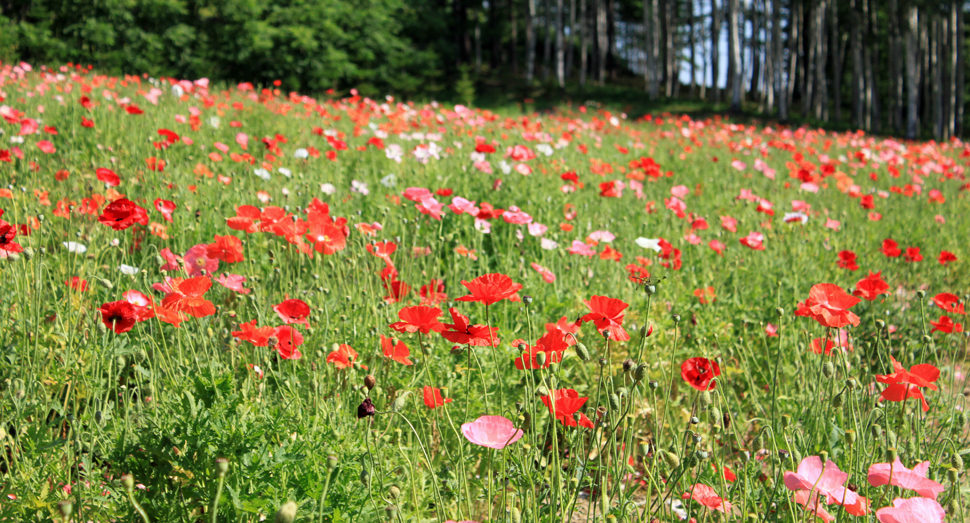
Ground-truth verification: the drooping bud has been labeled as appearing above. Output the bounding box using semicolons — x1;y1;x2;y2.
392;392;410;412
388;485;401;500
699;391;712;408
634;364;647;382
822;361;835;378
364;375;376;390
622;359;636;372
661;450;680;468
575;343;591;361
832;392;844;409
608;394;621;411
274;501;298;523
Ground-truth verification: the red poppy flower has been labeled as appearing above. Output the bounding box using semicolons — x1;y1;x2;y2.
930;315;964;333
125;105;144;115
383;278;411;303
441;307;500;346
580;295;630;341
206;235;244;264
455;273;523;306
162;277;216;318
0;220;24;256
876;356;939;390
836;250;859;271
273;298;310;326
423;386;453;409
545;316;581;345
389;306;445;334
327;344;358;369
381;335;412;365
931;293;965;315
154;198;176;222
514;330;569;370
794;283;861;328
65;276;88;292
938;251;957;265
540;389;594;428
879;383;930;412
419;279;448;306
681;357;721;390
880;239;902;258
682;484;732;513
273;325;303;359
97;198;148;231
365;240;397;260
904;247;922;262
712;463;737;482
853;271;889;301
98;300;138;333
96;168;121;187
226;205;261;233
305;218;347;255
233;320;276;347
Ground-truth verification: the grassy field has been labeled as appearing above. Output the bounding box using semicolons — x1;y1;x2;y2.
0;62;968;523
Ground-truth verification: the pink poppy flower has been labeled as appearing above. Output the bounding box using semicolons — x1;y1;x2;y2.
416;197;445;220
217;273;250;294
875;497;945;523
159;248;182;272
824;218;841;231
568;240;596;257
507;145;535;162
867;460;944;499
154;199;176;222
740;231;765;250
449;197;479;215
720;215;738;232
502;206;532;224
37;140;56;154
709;239;726;256
588;230;615;243
682;483;732;513
530;263;556;283
461;415;523;450
528;223;548;236
784;456;858;507
183;244;219;277
515;163;532;175
403;187;433;202
670;185;689;198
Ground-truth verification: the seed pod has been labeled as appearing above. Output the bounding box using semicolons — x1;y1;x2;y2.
844;429;857;446
775;307;785;317
886;448;899;462
648;380;659;390
695;450;709;460
922;334;933;344
875;319;886;329
672;314;681;323
916;290;926;299
57;500;73;518
326;455;338;471
819;450;829;463
364;375;376;390
536;352;547;367
274;501;298;523
575;343;591;361
215;457;230;478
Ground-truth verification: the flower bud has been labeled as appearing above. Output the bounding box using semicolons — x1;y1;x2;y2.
360;466;370;485
392;392;410;412
711;407;722;422
450;345;464;355
622;359;636;372
523;295;533;305
511;507;522;523
871;424;883;438
648;380;659;390
952;452;964;471
634;364;647;382
608;394;621;411
921;334;933;344
699;391;712;408
22;247;34;261
357;398;376;418
661;450;680;468
97;278;113;290
364;375;376;390
875;319;886;329
916;290;926;299
832;392;844;409
521;411;532;432
326;455;338;471
120;473;135;493
57;499;73;518
535;352;547;367
215;457;230;478
822;361;835;378
388;485;401;500
695;450;709;460
672;314;681;323
775;307;785;317
575;342;591;361
274;501;297;523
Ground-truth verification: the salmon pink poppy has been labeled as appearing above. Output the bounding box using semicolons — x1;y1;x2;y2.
739;231;765;250
682;483;732;513
162;277;216;318
96;168;121;186
423;386;452;409
216;273;249;294
461;415;523;449
183;244;219;277
98;198;148;230
854;271;889;301
441;307;499;346
273;298;310;326
456;273;523;306
381;335;412;365
794;283;861;328
273;325;303;359
867;460;944;499
98;301;138;333
154;198;176;222
875;497;944;523
580;295;630;341
389;306;445;334
326;344;358;369
540;389;594;428
681;357;721;390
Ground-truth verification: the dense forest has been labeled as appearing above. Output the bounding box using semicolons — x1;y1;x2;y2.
1;0;966;139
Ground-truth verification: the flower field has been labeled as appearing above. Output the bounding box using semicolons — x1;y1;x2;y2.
1;62;969;523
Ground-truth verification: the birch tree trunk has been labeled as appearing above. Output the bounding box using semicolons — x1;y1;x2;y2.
763;0;774;113
750;0;762;101
597;0;607;85
711;0;720;103
580;0;587;86
957;0;964;136
831;0;842;122
556;0;565;86
543;0;553;81
851;0;863;129
527;0;537;81
690;0;697;97
905;6;919;139
729;0;742;110
949;2;958;137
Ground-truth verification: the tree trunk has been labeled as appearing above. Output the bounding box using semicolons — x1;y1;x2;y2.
689;0;697;97
475;18;482;73
580;0;588;85
749;0;761;100
787;1;801;112
566;0;576;78
556;0;565;86
456;0;470;67
866;0;880;132
710;0;720;103
803;1;816;119
905;6;919;139
700;5;708;100
850;0;863;129
728;0;742;110
597;0;607;85
889;0;902;132
949;2;958;137
490;0;502;70
665;0;675;96
543;0;553;81
957;0;964;136
608;0;617;79
831;0;841;122
512;0;519;75
933;16;943;140
772;0;784;119
527;0;537;81
644;0;653;94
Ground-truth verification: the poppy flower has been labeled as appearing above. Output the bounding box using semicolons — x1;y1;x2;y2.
382;278;411;303
162;277;216;318
836;250;859;271
784;456;859;507
853;271;889;301
36;140;55;154
389;306;445;334
682;483;732;513
357;398;376;418
938;250;957;265
207;234;244;263
122;290;156;322
580;295;630;341
931;292;965;315
876;356;939;390
65;277;87;292
365;240;397;261
794;283;861;328
461;415;523;449
419;279;448;306
514;331;568;370
875;497;944;523
97;198;148;231
456;273;523;306
273;325;303;359
216;273;250;294
880;383;931;411
272;298;310;327
305;218;347;255
183;244;219;277
441;307;499;346
226;205;261;233
98;301;138;333
929;315;963;333
381;335;412;365
96;168;121;187
0;221;24;256
327;344;358;369
423;386;452;409
904;247;922;262
712;463;736;482
867;459;944;499
880;239;902;258
540;389;594;428
154;199;176;222
681;357;721;390
233;320;275;347
739;231;766;250
545;316;580;344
